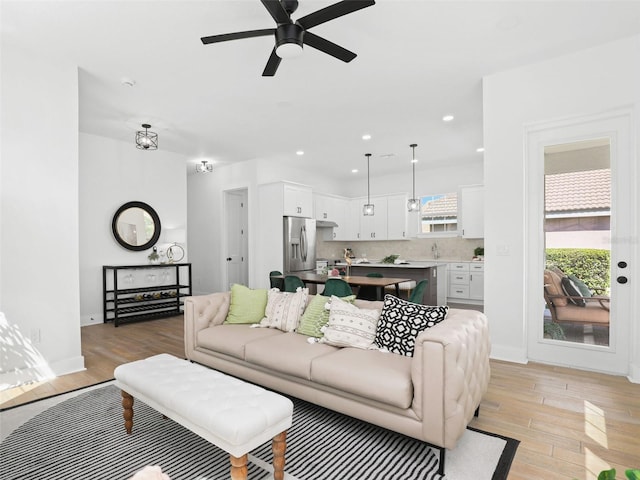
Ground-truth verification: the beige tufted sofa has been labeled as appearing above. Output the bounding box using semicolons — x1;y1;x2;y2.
184;292;491;469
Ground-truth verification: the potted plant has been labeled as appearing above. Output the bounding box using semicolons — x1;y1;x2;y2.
584;469;640;480
147;246;159;264
473;247;484;260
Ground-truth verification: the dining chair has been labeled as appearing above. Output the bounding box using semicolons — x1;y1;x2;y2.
269;270;284;290
322;278;353;297
284;275;305;292
408;280;429;304
356;272;382;301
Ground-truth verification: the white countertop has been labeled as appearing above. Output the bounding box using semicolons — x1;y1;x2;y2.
335;261;444;269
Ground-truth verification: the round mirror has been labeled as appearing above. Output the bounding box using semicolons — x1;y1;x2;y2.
112;201;161;251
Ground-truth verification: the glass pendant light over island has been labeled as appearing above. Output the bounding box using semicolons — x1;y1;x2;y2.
363;153;374;216
407;143;420;212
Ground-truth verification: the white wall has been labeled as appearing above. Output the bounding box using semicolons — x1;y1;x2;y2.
483;35;640;380
187;154;483;295
0;40;84;385
79;133;188;325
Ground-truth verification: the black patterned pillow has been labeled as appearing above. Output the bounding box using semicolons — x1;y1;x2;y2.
374;294;449;356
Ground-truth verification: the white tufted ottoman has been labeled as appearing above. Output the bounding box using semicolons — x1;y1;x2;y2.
114;354;293;480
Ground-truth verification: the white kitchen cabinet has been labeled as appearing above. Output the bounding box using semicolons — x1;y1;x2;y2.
283;183;313;217
314;194;332;221
469;263;485;300
447;262;484;303
459;185;484;238
315;194;349;240
317;192;411;241
386;194;409;239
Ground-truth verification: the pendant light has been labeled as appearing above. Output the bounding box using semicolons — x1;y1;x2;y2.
135;123;158;150
363;153;374;216
407;143;420;212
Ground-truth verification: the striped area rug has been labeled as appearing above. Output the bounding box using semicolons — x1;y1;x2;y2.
0;384;517;480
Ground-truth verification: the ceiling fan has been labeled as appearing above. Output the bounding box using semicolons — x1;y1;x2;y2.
200;0;375;76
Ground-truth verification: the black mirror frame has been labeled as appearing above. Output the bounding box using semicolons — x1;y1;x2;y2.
112;201;161;251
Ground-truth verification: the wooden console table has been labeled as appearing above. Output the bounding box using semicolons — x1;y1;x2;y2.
103;263;192;327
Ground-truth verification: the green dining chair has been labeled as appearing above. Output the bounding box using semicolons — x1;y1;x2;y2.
284;275;305;292
356;272;383;301
323;278;353;297
408;280;429;304
269;270;284;290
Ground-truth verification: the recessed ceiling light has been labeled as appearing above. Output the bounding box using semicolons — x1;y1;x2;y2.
351;169;359;173
296;150;304;156
476;147;485;153
362;134;371;140
442;115;454;122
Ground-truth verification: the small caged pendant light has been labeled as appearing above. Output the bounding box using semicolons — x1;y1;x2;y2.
407;143;420;212
135;123;158;150
363;153;374;216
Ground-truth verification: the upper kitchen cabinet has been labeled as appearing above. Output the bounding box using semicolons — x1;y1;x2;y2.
314;193;348;240
458;185;484;238
282;183;313;217
386;194;409;240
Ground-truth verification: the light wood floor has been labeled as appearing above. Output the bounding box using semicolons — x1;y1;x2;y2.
1;316;639;479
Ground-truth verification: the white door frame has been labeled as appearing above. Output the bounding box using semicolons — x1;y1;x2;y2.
223;188;248;289
524;108;636;378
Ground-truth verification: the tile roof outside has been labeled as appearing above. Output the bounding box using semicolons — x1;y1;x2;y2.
545;169;610;213
421;193;458;217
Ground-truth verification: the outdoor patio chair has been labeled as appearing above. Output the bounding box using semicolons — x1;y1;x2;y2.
543;269;610;326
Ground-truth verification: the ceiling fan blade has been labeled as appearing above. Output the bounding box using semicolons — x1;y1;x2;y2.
297;0;375;30
201;28;274;44
303;31;356;63
262;48;282;76
260;0;291;24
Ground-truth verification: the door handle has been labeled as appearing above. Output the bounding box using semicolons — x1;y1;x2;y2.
617;276;628;284
300;226;307;262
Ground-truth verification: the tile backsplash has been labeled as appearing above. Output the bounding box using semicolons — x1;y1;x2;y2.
317;237;484;263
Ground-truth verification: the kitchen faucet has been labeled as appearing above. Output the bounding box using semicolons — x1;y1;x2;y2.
431;242;440;260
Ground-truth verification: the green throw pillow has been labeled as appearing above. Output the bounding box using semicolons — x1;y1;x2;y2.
297;294;356;338
224;284;268;324
568;274;592;298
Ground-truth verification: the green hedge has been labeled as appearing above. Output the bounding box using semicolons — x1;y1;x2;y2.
546;248;610;292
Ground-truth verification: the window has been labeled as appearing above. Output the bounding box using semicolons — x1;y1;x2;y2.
420;193;458;234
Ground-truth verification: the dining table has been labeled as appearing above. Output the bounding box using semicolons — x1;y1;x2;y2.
282;272;413;300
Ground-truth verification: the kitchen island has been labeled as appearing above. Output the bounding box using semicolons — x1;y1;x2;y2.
335;261;447;305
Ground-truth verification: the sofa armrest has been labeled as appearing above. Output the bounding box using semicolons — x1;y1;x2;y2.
184;292;230;359
411;309;490;449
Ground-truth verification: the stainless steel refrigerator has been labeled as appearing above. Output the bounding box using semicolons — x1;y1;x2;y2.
283;216;316;274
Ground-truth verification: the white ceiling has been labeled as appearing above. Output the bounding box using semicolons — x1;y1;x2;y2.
4;1;640;179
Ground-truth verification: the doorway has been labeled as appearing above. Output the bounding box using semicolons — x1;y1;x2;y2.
525;110;634;376
224;188;248;289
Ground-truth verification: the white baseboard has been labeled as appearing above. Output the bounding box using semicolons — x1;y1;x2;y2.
81;313;103;326
628;361;640;384
489;344;528;364
1;356;85;390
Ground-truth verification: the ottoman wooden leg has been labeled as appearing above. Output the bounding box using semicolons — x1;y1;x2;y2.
230;453;248;480
121;390;134;434
272;431;287;480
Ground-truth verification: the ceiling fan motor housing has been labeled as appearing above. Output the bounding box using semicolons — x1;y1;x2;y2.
276;23;304;49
